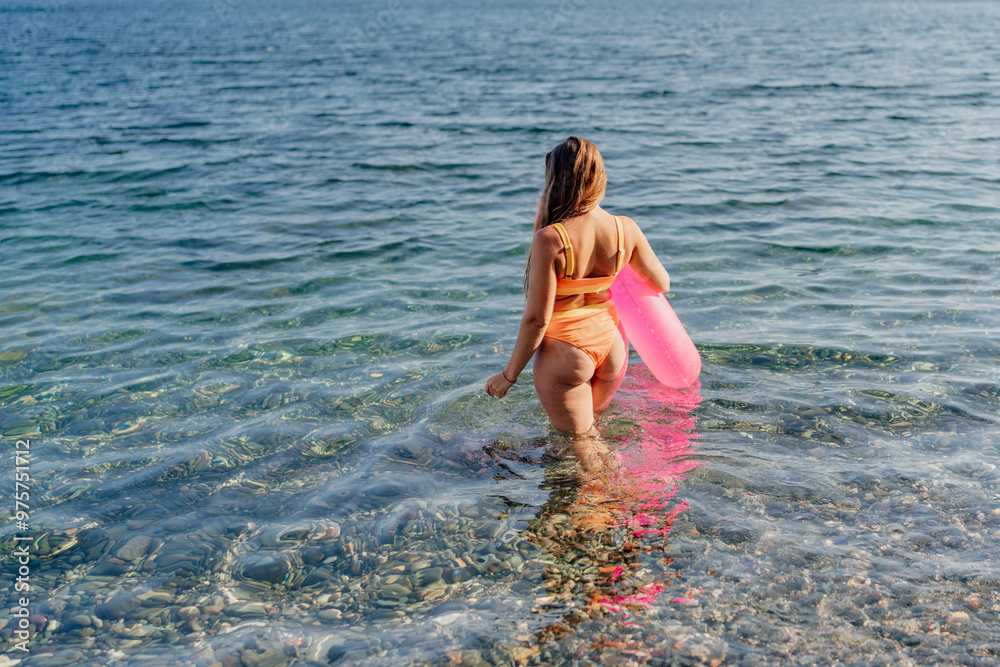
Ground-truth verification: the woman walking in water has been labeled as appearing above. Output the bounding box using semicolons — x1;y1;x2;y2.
484;136;672;437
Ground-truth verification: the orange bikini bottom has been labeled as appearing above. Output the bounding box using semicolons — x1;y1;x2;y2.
544;301;621;369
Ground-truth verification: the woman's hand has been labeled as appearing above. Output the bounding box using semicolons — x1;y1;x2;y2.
484;372;516;398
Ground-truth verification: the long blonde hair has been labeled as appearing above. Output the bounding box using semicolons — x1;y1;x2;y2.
524;136;607;293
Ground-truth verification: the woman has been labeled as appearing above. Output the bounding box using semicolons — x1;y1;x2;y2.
484;136;672;435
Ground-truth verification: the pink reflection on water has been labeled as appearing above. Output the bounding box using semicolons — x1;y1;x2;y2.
524;368;703;647
593;370;702;614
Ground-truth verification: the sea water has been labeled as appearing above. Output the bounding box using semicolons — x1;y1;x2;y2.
2;0;999;663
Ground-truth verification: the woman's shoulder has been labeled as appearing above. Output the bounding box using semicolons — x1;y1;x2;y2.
533;224;563;243
532;225;565;254
612;215;646;253
614;214;642;237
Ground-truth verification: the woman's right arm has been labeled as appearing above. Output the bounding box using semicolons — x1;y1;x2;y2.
622;216;671;293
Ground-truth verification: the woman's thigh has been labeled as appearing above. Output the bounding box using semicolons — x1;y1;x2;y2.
594;328;626;382
591;328;627;413
533;336;595;434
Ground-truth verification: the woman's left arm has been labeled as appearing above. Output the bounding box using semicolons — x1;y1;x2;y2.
484;230;557;398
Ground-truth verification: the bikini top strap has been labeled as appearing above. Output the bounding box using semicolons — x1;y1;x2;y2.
551;222;575;279
613;215;625;274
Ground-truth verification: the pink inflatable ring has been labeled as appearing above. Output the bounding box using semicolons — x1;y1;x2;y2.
610;264;700;389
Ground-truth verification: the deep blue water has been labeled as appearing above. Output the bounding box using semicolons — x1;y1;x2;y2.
2;0;1000;664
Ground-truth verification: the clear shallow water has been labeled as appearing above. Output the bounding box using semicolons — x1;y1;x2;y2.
1;0;1000;664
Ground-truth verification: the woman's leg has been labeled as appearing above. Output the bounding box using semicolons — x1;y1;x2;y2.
591;328;627;415
533;337;597;435
568;433;617;477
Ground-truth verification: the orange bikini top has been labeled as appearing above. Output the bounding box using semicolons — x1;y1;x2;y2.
551;215;626;296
